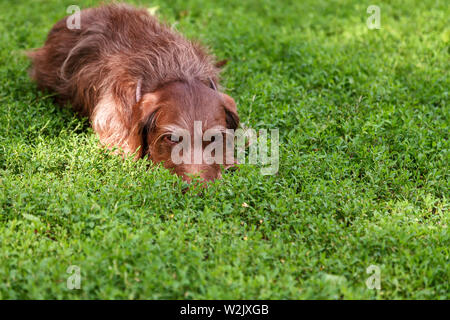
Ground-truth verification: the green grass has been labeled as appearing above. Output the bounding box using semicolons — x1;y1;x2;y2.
0;0;448;299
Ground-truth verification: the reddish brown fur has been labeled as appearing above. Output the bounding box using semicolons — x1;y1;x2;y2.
28;3;239;183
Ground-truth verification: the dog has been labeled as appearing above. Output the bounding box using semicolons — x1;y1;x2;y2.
28;4;239;183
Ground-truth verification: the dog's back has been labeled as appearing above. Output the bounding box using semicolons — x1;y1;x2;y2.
28;4;219;117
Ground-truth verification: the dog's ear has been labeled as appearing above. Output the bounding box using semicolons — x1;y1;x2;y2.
215;59;229;69
221;93;239;130
127;93;159;159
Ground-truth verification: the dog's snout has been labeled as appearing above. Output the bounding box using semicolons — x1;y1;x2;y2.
177;164;221;184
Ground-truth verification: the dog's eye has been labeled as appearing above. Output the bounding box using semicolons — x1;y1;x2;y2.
164;134;181;144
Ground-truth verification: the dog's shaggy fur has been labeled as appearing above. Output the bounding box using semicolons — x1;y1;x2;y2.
28;4;239;182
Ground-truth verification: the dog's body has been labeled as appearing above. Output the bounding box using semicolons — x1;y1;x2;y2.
29;4;238;182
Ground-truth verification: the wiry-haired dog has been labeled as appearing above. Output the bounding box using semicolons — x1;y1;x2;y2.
28;4;239;183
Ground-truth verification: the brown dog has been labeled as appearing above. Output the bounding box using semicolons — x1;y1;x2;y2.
28;4;239;183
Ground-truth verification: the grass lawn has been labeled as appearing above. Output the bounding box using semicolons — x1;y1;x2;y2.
0;0;448;299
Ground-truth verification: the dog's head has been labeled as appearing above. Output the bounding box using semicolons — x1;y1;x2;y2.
128;80;239;183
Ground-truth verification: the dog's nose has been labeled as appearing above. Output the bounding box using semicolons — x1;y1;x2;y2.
179;165;221;184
